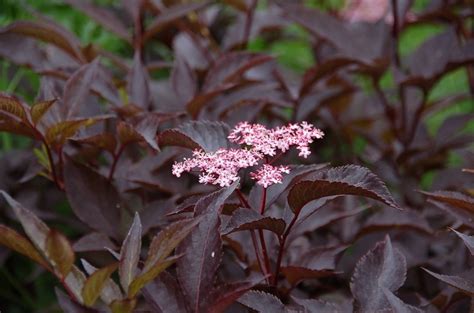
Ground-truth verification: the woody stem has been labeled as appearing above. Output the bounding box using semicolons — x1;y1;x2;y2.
235;189;269;282
258;187;271;279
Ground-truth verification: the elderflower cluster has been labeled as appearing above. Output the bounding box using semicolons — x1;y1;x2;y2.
250;164;290;188
172;148;260;187
172;122;324;187
228;121;324;158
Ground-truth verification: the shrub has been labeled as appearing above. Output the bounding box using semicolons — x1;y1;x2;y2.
0;0;473;312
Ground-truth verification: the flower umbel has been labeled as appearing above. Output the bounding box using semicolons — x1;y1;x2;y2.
228;121;324;158
172;148;261;187
172;122;324;187
250;164;290;188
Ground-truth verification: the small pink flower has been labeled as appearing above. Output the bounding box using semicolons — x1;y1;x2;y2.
228;121;324;159
172;122;324;187
172;148;261;187
250;164;290;188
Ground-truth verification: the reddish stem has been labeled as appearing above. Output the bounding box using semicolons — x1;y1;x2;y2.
372;78;399;141
235;189;269;282
258;187;271;279
236;188;251;208
60;276;79;303
391;0;401;67
108;144;126;181
272;211;299;286
260;186;267;215
57;146;64;183
243;0;258;48
250;229;266;279
404;91;427;147
268;151;284;165
41;139;63;190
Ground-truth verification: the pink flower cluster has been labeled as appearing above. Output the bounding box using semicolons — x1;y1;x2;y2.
172;122;324;187
172;148;260;187
228;121;324;158
250;164;290;188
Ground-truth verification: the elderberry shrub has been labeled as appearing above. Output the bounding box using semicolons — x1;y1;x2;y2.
0;0;473;312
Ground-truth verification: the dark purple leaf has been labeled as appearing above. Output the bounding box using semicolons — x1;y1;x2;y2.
127;51;151;109
221;207;286;236
406;29;474;81
134;114;161;151
72;133;117;155
423;269;474;296
420;190;474;213
293;297;349;313
223;8;287;49
123;0;142;21
145;218;201;270
249;163;328;210
283;4;391;63
81;260;122;305
0;20;84;61
144;1;211;41
0;225;49;268
210;82;292;118
143;272;188;313
127;219;200;297
73;232;118;252
238;290;285;313
171;56;197;105
177;181;238;312
208;277;265;313
288;165;401;214
63;58;100;119
202;52;273;92
292;202;366;238
0;33;49;70
46;229;75;278
298;245;349;271
117;121;142;146
81;263;118;306
451;229;474;255
0;191;90;301
159;120;232;152
119;212;142;293
350;236;407;312
382;288;424;313
55;288;98;313
430;200;474;229
0;191;50;252
63;158;122;239
173;32;210;70
357;208;433;237
31;99;56;126
63;266;87;304
45;118;100;150
64;0;130;41
140;199;173;234
186;86;232;118
0;93;37;138
436;113;474;148
128;255;180;298
301;60;352;92
281;266;337;286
